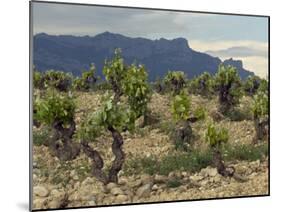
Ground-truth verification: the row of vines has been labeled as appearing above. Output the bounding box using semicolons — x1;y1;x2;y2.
33;49;269;185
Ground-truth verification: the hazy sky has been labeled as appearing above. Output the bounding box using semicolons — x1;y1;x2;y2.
32;2;269;77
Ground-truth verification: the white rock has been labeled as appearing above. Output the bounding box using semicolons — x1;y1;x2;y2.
118;177;128;185
154;174;168;183
73;175;79;180
33;198;47;209
128;179;142;188
136;183;152;198
151;184;159;191
70;170;76;177
48;200;62;208
111;187;124;196
88;200;96;206
181;171;188;178
34;186;49;197
200;180;209;186
190;175;204;182
200;167;218;177
115;194;128;203
106;182;118;191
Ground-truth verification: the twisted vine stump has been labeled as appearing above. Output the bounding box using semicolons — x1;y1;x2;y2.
171;78;185;95
218;83;233;115
212;148;247;182
81;125;125;185
48;119;80;161
253;115;268;144
107;126;125;183
212;148;235;177
81;140;109;184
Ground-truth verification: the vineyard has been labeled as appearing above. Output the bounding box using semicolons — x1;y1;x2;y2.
32;49;269;210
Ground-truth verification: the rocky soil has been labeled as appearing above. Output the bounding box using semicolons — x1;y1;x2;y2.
33;149;268;210
32;92;269;210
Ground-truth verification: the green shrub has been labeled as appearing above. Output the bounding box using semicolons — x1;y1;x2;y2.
205;122;229;148
33;70;44;89
122;64;151;119
103;48;128;100
243;75;261;96
252;91;268;119
258;79;268;94
78;95;135;142
33;89;79;161
214;65;242;114
171;92;191;121
73;64;98;91
170;92;193;151
164;71;186;95
194;106;206;120
34;89;75;126
252;91;269;142
42;70;72;91
189;72;214;96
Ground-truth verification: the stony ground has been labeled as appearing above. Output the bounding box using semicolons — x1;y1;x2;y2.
32;91;269;210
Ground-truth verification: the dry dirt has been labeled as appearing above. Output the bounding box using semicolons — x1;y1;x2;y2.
32;91;269;210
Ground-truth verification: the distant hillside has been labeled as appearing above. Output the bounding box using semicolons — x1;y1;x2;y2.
33;32;254;80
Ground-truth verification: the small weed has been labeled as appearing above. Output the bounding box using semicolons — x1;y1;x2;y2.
123;155;158;176
124;143;268;177
223;143;268;161
33;127;51;146
225;108;252;121
158;121;176;135
166;178;182;188
194;106;206;120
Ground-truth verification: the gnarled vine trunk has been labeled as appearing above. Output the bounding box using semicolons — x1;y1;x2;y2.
198;79;207;95
49;119;80;161
253;115;268;144
81;125;125;185
212;148;235;177
218;83;232;114
81;141;109;184
109;77;123;103
107;126;125;183
172;117;198;151
171;78;184;95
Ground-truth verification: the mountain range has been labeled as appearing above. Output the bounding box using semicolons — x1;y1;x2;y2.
33;32;254;80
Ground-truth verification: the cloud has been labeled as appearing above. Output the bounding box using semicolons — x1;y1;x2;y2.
240;56;268;78
33;2;268;42
189;40;268;52
206;46;267;58
189;40;268;78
